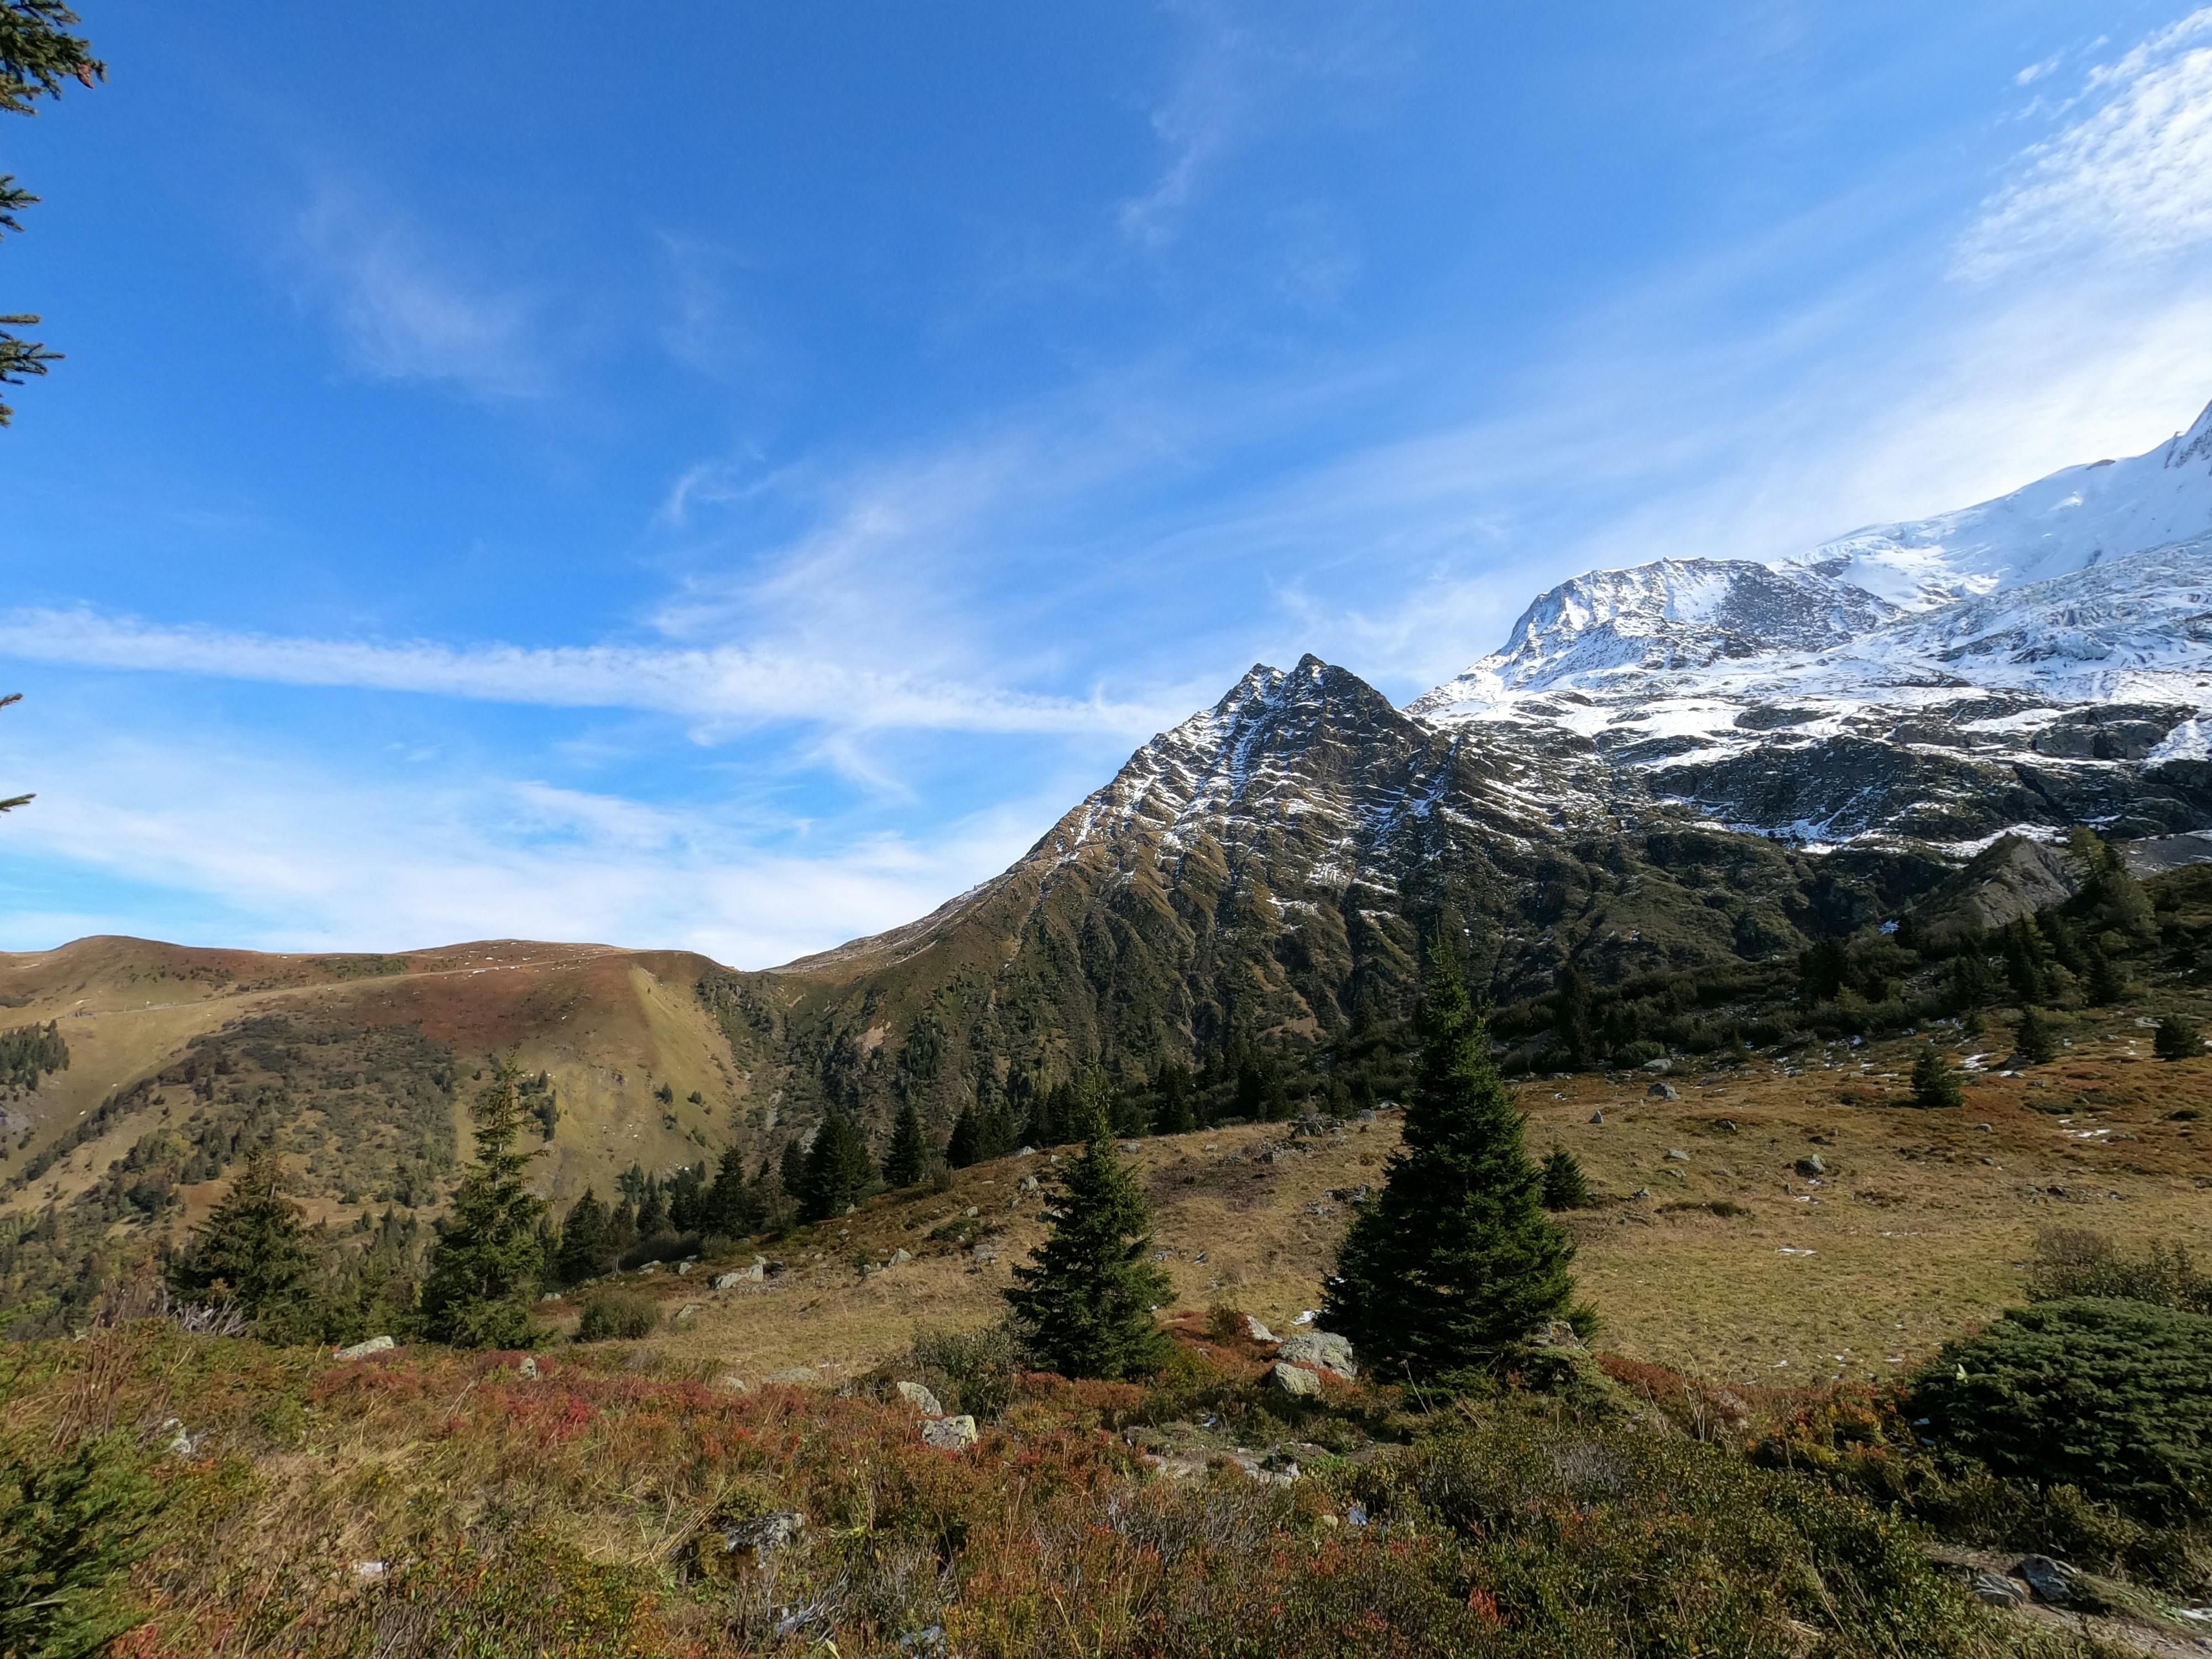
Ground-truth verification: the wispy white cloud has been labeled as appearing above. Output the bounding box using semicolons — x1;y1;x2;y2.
1958;10;2212;278
0;608;1177;738
291;182;548;397
0;721;1058;964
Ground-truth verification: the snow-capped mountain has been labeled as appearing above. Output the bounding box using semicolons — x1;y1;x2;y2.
1410;398;2212;850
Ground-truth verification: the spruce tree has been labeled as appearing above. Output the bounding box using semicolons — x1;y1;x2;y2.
1004;1107;1172;1380
1539;1145;1590;1211
1152;1062;1198;1136
2155;1014;2203;1062
947;1107;981;1168
166;1144;321;1339
0;0;105;425
419;1052;547;1348
2015;1006;2059;1067
1910;1046;1966;1109
551;1188;612;1285
701;1145;756;1237
884;1100;930;1188
1323;943;1575;1380
799;1111;874;1222
778;1136;807;1199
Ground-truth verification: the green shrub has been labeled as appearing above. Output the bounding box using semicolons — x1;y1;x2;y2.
1908;1297;2212;1522
573;1291;656;1342
0;1432;166;1659
906;1320;1024;1420
1908;1046;1964;1110
2155;1013;2204;1061
2026;1229;2212;1314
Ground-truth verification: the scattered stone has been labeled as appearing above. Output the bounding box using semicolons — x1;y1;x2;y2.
896;1380;945;1417
2015;1556;2082;1606
1244;1314;1277;1344
351;1560;388;1580
1642;1058;1671;1073
1525;1320;1582;1349
1118;1140;1142;1153
1017;1175;1041;1193
1664;1147;1690;1161
1276;1331;1356;1376
161;1417;199;1457
1589;1109;1604;1124
1970;1571;2027;1608
1715;1119;1738;1133
711;1374;750;1394
1633;1187;1652;1199
712;1271;746;1290
1795;1154;1827;1177
921;1414;980;1451
540;1291;561;1301
677;1261;695;1276
516;1355;539;1380
722;1510;805;1564
674;1303;703;1326
1650;1083;1680;1100
1192;1251;1208;1264
1014;1146;1036;1158
962;1205;980;1218
334;1335;395;1360
888;1248;912;1266
1269;1360;1322;1399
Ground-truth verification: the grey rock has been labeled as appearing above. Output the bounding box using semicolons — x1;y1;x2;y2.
516;1355;539;1380
921;1414;980;1451
1017;1175;1041;1193
2015;1555;2082;1605
1796;1153;1827;1177
723;1509;805;1563
1970;1571;2027;1607
711;1373;750;1394
1525;1320;1582;1349
677;1260;695;1276
334;1335;395;1360
1589;1109;1604;1124
895;1379;944;1417
1642;1058;1671;1073
1276;1331;1356;1376
961;1205;980;1218
1269;1360;1323;1399
673;1302;703;1326
1633;1187;1652;1198
1650;1083;1680;1100
1014;1146;1037;1157
888;1248;912;1266
1664;1146;1691;1161
712;1271;747;1290
1244;1314;1277;1344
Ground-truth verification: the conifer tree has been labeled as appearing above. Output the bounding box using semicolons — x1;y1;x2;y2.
884;1099;930;1188
1152;1062;1198;1136
552;1188;612;1285
1323;943;1575;1380
701;1145;755;1237
2014;1006;2059;1067
779;1135;807;1199
946;1107;980;1168
2155;1014;2203;1062
418;1052;547;1348
1539;1145;1590;1211
1910;1046;1965;1109
1;0;104;425
799;1111;874;1222
166;1144;321;1339
1004;1105;1172;1380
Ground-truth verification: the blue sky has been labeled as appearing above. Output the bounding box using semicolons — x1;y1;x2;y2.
6;1;2212;963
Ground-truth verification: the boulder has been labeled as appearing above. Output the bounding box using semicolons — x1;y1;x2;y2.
888;1248;912;1266
896;1380;945;1417
1970;1571;2027;1608
1269;1361;1323;1399
921;1414;980;1451
1649;1083;1679;1100
1016;1175;1041;1193
1642;1058;1671;1073
722;1509;805;1564
1795;1153;1827;1177
1589;1109;1604;1124
1525;1321;1582;1349
1276;1331;1356;1377
335;1335;395;1361
1664;1147;1690;1161
2014;1556;2082;1606
712;1271;746;1290
516;1355;540;1380
672;1303;703;1326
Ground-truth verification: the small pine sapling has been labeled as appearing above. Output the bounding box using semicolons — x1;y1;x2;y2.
2154;1013;2203;1062
2014;1006;2059;1067
1909;1046;1965;1110
1540;1145;1592;1211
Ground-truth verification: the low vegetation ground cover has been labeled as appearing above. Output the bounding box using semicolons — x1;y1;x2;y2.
0;1313;2171;1659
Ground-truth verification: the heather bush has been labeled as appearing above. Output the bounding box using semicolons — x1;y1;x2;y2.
574;1290;657;1342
